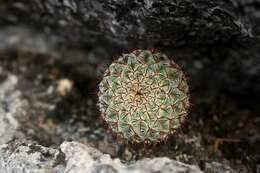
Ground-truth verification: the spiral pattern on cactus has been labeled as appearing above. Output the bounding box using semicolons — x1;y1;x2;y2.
98;50;190;143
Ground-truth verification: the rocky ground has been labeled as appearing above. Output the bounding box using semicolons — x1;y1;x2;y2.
0;0;260;173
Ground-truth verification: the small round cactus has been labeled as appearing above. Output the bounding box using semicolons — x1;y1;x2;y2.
98;50;190;143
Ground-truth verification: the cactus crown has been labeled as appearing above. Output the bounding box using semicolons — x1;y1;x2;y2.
98;50;190;143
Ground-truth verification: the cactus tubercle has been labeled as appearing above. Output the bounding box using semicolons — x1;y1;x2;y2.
98;50;190;143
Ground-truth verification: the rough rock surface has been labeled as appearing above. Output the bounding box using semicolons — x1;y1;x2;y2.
61;141;203;173
204;162;238;173
0;0;259;173
0;141;241;173
0;141;204;173
0;141;65;173
0;71;27;144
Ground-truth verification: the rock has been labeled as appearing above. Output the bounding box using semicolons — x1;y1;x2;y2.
0;71;26;144
56;78;74;97
0;141;65;173
204;162;238;173
61;141;202;173
0;27;55;54
0;0;254;47
0;140;203;173
257;164;260;173
0;1;259;173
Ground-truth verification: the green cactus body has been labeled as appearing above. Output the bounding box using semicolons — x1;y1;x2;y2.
98;50;190;143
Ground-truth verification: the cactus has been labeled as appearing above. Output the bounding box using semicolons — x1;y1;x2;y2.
98;50;190;143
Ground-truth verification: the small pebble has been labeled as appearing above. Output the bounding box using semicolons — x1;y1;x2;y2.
57;79;73;96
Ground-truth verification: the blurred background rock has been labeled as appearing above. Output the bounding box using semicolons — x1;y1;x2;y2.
0;0;259;173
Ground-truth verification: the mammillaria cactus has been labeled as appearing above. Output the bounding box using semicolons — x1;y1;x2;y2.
98;50;190;143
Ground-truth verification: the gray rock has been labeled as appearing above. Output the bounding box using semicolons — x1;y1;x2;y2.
0;71;26;144
205;162;238;173
0;141;65;173
0;27;56;54
0;1;259;173
61;141;202;173
0;0;254;47
0;141;203;173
